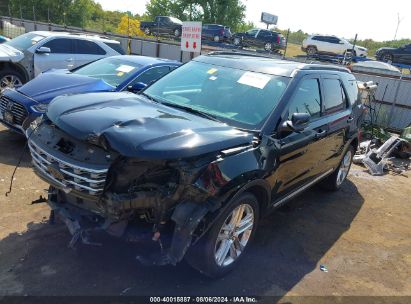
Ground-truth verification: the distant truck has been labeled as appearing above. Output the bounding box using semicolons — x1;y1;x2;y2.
140;16;183;38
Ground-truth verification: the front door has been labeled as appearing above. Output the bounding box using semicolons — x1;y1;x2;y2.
34;38;75;76
269;76;331;201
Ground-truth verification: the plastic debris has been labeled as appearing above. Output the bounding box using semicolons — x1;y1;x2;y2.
320;264;328;272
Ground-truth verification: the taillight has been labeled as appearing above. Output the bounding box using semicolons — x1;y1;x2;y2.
220;29;224;35
277;36;281;43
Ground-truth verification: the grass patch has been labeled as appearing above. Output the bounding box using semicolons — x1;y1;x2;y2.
284;42;305;58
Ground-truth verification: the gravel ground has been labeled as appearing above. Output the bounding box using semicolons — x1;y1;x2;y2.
0;125;410;297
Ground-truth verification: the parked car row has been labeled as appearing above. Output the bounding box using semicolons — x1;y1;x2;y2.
139;16;286;52
0;35;362;277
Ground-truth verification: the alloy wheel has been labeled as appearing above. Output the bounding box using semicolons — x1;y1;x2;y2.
214;203;254;267
0;75;23;92
264;43;272;51
234;37;241;46
382;53;392;63
337;150;352;186
144;27;150;35
214;35;220;43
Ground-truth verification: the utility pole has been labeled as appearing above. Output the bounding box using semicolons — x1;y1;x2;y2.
394;13;404;40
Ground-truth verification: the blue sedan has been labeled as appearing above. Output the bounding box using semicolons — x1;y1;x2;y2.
0;55;181;134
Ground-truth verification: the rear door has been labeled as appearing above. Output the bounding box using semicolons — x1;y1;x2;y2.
273;75;329;197
33;38;75;76
243;29;259;45
72;39;107;68
320;75;351;170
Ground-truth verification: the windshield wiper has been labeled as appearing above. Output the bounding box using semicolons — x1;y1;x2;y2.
161;102;222;122
140;92;158;103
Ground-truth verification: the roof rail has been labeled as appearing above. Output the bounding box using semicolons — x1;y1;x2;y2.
206;50;280;59
301;65;351;73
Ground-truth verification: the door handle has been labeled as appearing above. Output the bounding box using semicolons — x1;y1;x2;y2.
315;129;327;139
347;116;354;123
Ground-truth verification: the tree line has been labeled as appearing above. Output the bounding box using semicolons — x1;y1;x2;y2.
4;0;411;56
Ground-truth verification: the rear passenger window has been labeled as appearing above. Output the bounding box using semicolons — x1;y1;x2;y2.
42;38;74;53
288;79;321;119
75;40;106;55
323;79;347;114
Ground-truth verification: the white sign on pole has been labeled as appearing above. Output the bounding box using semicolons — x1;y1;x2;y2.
181;21;202;53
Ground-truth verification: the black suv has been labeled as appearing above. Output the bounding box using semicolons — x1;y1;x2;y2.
376;44;411;65
27;53;361;278
232;28;286;52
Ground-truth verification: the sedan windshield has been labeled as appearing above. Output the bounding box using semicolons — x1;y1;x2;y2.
73;57;142;88
143;61;290;129
4;33;45;51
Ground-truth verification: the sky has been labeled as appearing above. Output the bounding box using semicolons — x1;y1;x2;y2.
95;0;411;41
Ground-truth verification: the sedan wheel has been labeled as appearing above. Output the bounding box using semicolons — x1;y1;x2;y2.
233;37;241;46
174;29;180;37
213;35;220;43
214;204;254;267
306;46;317;56
144;27;151;35
0;74;23;92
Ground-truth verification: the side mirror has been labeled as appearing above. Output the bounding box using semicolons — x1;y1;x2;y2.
281;113;310;133
36;46;51;54
127;82;147;93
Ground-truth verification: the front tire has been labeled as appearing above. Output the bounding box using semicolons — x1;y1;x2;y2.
233;37;242;46
186;192;259;278
174;28;180;37
320;146;354;191
213;35;220;43
144;27;151;35
0;69;24;92
381;53;393;63
306;46;317;56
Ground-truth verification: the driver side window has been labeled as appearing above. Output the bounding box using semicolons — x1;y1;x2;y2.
288;78;321;120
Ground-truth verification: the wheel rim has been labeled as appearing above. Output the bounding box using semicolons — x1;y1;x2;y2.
337;150;352;186
234;38;240;45
175;29;179;37
144;28;150;35
214;203;254;267
307;47;315;55
214;36;220;42
382;54;392;62
264;43;272;51
0;75;23;91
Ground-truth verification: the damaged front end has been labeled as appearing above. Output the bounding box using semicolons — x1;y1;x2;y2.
27;117;253;265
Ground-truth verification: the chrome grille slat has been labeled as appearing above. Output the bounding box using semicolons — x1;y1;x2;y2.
0;95;28;125
28;140;108;195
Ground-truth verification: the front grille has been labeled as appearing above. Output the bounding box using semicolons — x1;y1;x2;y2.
28;140;108;196
0;95;28;126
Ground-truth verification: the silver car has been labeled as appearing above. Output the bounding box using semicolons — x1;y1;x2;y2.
0;31;124;91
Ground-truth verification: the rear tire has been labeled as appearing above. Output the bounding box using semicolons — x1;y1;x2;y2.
144;27;151;35
174;28;180;37
185;192;259;278
264;42;273;52
320;146;354;191
0;69;25;92
213;35;220;43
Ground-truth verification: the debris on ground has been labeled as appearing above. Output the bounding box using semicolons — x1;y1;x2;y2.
320;265;328;273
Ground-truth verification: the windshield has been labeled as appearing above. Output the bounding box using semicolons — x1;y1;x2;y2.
73;57;142;88
143;61;290;129
4;33;46;51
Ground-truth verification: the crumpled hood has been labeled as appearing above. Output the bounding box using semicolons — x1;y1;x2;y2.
17;70;114;103
47;92;253;159
0;44;24;62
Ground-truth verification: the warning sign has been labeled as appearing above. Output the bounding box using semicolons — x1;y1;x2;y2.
181;21;202;53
